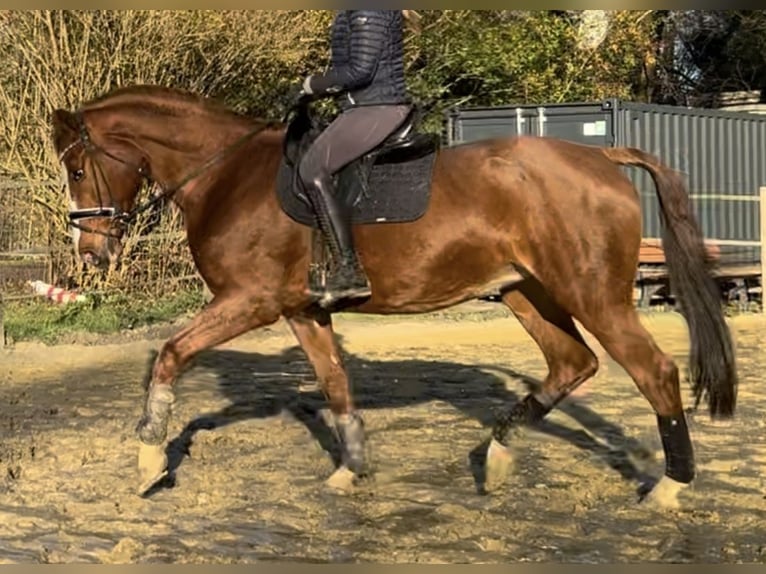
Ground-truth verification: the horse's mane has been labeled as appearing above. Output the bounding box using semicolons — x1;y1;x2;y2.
82;84;281;130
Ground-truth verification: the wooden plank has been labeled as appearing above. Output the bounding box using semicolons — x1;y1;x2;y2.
637;263;761;282
639;238;721;265
0;249;51;258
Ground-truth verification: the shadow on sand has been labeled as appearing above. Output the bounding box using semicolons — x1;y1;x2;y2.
138;334;657;498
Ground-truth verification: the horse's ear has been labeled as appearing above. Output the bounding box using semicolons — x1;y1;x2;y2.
51;109;79;153
52;109;78;133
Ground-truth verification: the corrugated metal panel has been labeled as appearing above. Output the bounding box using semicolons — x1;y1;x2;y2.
615;101;766;265
446;102;614;145
445;107;526;144
444;99;766;266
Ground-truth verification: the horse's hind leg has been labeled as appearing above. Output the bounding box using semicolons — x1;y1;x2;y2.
582;306;694;509
135;292;280;495
287;311;365;491
484;280;599;490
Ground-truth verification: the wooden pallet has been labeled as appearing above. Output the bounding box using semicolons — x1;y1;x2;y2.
639;238;721;265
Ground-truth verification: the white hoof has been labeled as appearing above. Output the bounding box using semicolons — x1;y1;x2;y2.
325;466;358;492
484;439;513;493
137;442;168;495
643;475;689;510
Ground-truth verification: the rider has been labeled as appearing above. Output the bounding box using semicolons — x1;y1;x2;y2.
293;10;414;310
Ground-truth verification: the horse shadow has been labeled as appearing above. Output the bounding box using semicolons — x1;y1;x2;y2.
140;335;657;498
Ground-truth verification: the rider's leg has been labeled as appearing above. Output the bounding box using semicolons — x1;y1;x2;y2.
298;104;411;310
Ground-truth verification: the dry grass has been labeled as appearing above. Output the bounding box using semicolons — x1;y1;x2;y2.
0;10;332;296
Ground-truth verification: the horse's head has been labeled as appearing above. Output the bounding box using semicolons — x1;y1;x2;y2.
51;108;149;269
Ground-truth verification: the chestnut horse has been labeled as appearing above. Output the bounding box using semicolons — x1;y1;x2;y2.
50;85;737;510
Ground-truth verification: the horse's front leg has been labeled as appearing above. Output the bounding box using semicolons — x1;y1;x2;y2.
287;311;366;491
136;292;280;495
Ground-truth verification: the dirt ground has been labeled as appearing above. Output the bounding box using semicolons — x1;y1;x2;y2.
1;302;765;564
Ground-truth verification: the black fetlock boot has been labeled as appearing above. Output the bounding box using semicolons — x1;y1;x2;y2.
303;174;372;310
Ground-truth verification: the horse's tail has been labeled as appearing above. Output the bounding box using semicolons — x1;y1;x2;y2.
602;146;738;420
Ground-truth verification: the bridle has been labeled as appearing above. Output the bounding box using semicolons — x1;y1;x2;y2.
58;111;269;238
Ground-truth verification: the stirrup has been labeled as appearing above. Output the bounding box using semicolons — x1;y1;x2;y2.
308;261;372;310
303;284;372;310
319;286;372;311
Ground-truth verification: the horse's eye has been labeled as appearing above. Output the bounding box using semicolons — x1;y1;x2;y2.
72;169;84;182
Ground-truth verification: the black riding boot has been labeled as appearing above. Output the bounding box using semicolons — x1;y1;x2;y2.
303;174;372;310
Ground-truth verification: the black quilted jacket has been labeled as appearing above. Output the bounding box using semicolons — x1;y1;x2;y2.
307;10;410;109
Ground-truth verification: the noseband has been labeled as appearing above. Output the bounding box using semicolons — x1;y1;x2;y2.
59;112;269;238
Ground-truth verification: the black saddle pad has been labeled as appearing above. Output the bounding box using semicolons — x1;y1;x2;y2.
275;106;439;227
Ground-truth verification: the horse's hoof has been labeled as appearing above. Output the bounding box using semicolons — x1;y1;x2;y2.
641;475;689;510
137;442;168;496
484;438;513;493
325;465;357;492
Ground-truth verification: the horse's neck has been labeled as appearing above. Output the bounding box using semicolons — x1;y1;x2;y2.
101;108;255;208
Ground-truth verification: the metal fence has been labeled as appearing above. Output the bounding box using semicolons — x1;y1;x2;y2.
0;177;54;252
0;178;54;294
445;99;766;269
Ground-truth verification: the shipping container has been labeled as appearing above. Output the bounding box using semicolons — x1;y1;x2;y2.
444;99;766;269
